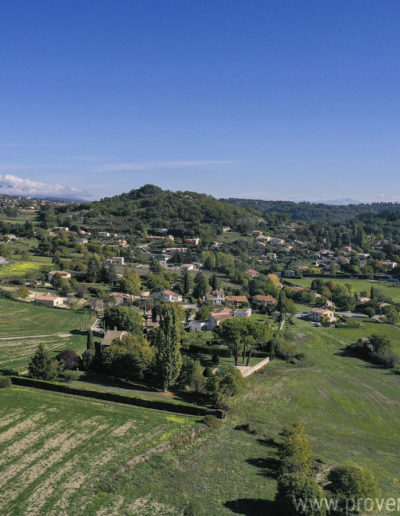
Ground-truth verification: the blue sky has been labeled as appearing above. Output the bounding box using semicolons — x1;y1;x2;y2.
0;0;399;201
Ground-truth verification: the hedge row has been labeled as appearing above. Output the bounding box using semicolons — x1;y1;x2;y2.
11;376;223;418
183;344;232;357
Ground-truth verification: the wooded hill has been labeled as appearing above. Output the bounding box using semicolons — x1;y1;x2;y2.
223;198;400;223
49;184;260;237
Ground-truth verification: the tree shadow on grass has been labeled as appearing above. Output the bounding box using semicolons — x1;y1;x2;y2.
224;498;276;515
246;457;280;478
257;437;279;448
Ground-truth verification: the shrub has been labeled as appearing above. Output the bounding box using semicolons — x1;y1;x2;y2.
211;353;220;364
0;376;12;388
56;349;80;370
61;370;80;382
278;421;313;475
205;365;244;403
81;349;95;370
328;465;379;500
203;366;214;377
275;472;326;515
202;414;220;428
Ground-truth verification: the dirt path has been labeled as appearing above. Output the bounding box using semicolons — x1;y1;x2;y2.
0;333;73;341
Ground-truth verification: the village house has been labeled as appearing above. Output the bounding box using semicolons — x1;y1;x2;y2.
309;308;336;323
48;270;72;282
108;292;134;305
107;256;125;265
185;238;200;246
209;307;233;330
205;289;225;305
233;307;252;318
35;295;64;307
210;241;221;250
98;231;111;238
283;270;295;278
100;330;128;349
245;269;259;279
381;261;397;270
52;226;69;232
256;234;271;241
187;320;211;332
269;237;285;246
181;263;200;270
225;295;249;308
252;294;277;306
153;253;171;268
164;247;188;255
222;226;231;232
152;290;183;302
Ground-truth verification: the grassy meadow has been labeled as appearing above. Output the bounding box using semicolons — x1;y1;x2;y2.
0;387;198;515
0;299;91;337
119;318;400;514
288;276;400;302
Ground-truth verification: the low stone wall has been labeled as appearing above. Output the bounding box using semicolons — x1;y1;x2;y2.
236;356;270;377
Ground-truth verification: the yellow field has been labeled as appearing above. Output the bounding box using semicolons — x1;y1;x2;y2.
0;261;46;278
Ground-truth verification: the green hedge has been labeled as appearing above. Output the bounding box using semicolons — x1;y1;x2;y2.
11;376;223;418
184;344;232;357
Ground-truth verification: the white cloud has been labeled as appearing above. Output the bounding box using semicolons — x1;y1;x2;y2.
94;159;235;172
0;174;88;199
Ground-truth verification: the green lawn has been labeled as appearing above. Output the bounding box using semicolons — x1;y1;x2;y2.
0;334;87;373
0;299;91;337
288;276;400;302
0;387;197;515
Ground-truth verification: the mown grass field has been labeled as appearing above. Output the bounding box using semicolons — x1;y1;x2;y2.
0;260;47;278
0;299;91;337
120;319;400;514
288;276;400;302
0;335;87;373
0;387;197;515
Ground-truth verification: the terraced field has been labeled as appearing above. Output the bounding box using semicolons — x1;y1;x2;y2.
0;387;197;516
0;335;87;373
0;299;91;337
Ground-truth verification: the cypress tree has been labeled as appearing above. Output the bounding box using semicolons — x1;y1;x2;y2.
155;304;183;391
86;329;94;350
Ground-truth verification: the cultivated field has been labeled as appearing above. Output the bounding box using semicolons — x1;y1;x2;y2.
288;276;400;302
0;335;87;373
0;387;197;515
0;299;91;337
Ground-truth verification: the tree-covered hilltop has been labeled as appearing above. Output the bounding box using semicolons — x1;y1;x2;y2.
42;184;261;237
223;198;400;223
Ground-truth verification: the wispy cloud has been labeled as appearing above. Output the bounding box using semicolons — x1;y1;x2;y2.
0;174;88;199
94;160;235;172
